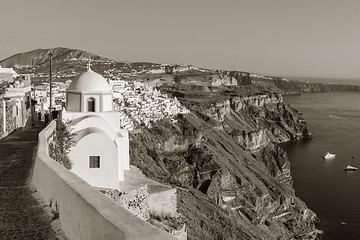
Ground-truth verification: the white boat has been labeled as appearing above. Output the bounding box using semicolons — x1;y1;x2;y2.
324;152;336;159
344;165;358;171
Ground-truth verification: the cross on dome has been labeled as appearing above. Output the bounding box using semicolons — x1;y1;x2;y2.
87;60;92;71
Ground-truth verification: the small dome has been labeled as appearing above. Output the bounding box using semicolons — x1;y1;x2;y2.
68;69;111;92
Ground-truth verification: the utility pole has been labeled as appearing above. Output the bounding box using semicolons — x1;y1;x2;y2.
48;51;53;118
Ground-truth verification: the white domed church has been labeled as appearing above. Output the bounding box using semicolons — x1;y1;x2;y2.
66;69;113;112
63;67;129;190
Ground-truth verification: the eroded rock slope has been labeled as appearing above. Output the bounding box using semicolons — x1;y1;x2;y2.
130;90;319;239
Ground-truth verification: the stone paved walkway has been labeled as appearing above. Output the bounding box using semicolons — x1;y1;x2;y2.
0;125;57;239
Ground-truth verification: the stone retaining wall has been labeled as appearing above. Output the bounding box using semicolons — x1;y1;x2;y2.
32;121;174;240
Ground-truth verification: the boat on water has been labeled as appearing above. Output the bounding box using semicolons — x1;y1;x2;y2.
344;165;358;171
324;152;336;159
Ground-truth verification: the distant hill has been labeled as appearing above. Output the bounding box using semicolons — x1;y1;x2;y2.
0;47;109;68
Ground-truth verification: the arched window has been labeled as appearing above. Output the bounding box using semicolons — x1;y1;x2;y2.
87;98;95;112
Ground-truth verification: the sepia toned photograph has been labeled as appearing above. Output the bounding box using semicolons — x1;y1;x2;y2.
0;1;359;239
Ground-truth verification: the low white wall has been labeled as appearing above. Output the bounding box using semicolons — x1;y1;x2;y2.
32;121;174;240
149;187;177;218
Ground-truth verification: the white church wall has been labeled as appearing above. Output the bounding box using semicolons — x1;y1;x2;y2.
118;129;130;172
64;111;121;132
71;116;117;140
102;94;113;111
69;133;119;189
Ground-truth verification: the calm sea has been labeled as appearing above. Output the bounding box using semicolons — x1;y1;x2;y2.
283;92;360;240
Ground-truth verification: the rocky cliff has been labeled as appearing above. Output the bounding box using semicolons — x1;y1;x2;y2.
272;77;360;93
161;71;359;100
230;72;360;94
130;90;319;239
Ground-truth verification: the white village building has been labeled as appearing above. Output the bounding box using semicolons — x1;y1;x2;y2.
62;67;129;190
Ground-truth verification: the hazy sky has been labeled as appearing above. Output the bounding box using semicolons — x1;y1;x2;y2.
0;0;359;79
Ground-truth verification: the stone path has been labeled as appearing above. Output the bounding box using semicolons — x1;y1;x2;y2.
0;125;57;239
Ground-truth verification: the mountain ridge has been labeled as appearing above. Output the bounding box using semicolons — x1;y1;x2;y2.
0;47;109;68
2;47;360;93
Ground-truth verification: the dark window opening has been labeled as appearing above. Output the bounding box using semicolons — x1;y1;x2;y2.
87;98;95;112
89;156;100;168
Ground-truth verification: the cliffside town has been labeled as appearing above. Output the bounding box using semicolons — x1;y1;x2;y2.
2;47;360;239
113;80;189;130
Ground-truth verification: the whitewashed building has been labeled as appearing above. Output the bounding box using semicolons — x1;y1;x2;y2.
63;67;129;190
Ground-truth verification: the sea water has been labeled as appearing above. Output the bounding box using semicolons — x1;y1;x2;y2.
283;91;360;240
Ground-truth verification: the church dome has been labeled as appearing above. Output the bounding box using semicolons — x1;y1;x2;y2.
68;69;111;92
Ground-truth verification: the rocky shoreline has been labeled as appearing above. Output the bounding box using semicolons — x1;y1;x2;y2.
127;69;346;239
130;88;321;239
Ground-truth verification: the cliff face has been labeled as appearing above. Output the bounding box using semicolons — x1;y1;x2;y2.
271;77;360;93
130;91;319;240
167;70;360;95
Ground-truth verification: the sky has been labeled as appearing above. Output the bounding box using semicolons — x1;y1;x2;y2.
0;0;360;80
